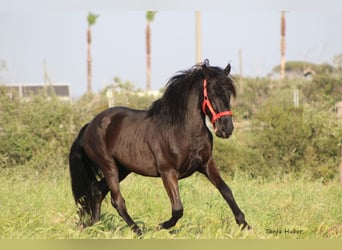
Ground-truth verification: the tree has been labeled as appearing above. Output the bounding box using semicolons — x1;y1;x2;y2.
145;11;157;92
271;61;335;77
87;12;99;94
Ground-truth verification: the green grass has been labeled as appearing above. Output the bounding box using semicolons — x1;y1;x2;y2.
0;166;341;239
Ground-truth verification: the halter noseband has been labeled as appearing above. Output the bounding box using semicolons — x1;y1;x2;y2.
202;79;233;126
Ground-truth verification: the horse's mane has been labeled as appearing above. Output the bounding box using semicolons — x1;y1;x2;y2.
147;64;236;126
147;65;203;125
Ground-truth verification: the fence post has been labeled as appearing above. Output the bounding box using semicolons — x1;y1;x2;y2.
106;88;114;108
340;145;342;187
293;88;299;107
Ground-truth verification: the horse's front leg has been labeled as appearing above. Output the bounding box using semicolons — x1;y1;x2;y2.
159;169;184;229
200;158;251;230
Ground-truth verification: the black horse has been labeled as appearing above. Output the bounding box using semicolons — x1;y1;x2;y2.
69;59;250;235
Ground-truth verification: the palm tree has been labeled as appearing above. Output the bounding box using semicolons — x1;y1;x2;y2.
280;11;286;80
87;12;99;94
145;11;157;92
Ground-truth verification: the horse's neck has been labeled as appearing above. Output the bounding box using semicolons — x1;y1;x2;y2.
183;86;207;133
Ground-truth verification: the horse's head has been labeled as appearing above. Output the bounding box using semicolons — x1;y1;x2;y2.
201;59;236;138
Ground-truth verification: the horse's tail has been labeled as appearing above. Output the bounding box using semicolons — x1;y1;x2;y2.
69;123;100;225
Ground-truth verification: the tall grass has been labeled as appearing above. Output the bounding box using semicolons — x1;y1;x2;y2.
0;166;341;239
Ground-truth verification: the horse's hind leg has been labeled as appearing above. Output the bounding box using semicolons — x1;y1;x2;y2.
98;160;142;235
91;178;109;224
91;168;130;225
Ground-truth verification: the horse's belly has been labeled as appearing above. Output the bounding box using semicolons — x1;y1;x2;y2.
113;146;159;177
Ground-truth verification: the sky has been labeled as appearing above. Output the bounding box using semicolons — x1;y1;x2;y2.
0;1;342;97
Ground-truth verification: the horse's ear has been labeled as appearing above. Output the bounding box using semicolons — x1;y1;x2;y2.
224;63;231;75
202;59;210;78
203;59;210;67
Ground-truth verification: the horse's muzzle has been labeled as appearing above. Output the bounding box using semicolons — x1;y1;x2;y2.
214;118;234;138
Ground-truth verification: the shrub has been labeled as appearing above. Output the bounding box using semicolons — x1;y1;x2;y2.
251;101;342;181
301;74;342;105
302;104;342;180
0;90;84;170
213;135;269;178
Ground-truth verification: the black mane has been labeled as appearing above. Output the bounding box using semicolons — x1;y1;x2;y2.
147;66;203;125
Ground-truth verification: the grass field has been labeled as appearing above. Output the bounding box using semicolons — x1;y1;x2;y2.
0;165;341;239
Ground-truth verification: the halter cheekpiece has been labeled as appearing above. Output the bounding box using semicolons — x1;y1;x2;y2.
201;79;233;126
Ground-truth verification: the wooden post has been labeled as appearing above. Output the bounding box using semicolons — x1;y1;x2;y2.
87;26;92;94
280;11;286;80
195;11;202;64
146;22;151;92
339;145;342;186
336;101;342;186
238;48;243;94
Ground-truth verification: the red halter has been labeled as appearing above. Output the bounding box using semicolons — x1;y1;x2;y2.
202;79;233;126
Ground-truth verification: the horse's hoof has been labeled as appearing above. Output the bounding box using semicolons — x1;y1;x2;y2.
132;225;143;236
241;223;252;231
157;222;165;230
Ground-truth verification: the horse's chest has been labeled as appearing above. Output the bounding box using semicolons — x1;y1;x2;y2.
177;139;211;178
